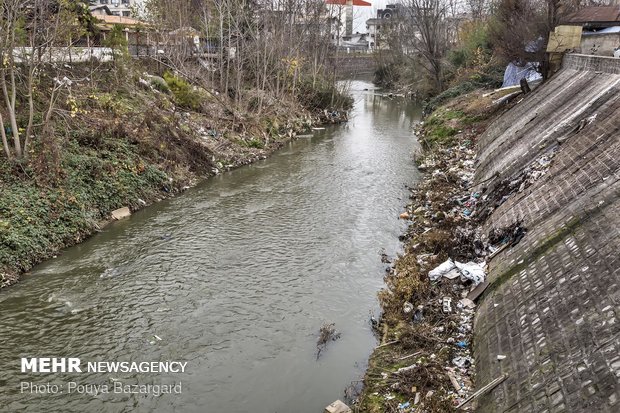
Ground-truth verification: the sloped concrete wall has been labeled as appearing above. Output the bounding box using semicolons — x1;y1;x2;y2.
473;54;620;412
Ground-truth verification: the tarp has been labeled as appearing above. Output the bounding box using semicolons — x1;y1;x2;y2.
502;62;542;88
583;25;620;34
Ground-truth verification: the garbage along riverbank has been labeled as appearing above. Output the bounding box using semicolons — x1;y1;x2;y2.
354;89;518;412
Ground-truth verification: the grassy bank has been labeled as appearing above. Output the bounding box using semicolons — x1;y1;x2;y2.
0;62;350;288
354;90;515;412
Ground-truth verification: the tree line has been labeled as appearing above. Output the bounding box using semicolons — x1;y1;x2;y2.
375;0;612;95
0;0;348;161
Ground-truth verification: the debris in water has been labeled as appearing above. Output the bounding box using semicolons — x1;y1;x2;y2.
316;322;341;360
379;248;391;263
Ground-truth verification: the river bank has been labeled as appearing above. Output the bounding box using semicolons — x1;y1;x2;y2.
355;89;518;412
0;62;350;289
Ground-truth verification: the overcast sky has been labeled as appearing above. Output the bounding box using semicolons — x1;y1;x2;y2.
352;1;389;32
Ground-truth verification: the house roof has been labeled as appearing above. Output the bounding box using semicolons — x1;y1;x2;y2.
169;27;200;37
563;6;620;25
96;15;146;27
326;0;372;6
89;5;111;14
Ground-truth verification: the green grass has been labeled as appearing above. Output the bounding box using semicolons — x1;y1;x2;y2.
0;135;168;276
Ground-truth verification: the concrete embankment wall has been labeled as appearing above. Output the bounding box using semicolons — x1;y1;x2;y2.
473;54;620;412
328;54;377;78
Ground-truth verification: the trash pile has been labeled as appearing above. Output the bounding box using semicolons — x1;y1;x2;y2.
356;102;529;412
476;149;557;221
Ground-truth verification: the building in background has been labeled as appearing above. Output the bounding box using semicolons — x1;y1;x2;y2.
90;0;135;17
366;4;402;50
326;0;372;48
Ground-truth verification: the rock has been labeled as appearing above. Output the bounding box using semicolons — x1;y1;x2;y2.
111;207;131;220
324;400;352;413
399;212;410;219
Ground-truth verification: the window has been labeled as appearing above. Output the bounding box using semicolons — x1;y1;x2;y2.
122;11;130;16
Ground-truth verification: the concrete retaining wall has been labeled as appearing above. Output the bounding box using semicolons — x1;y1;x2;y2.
328;55;377;78
563;53;620;73
580;33;620;57
472;54;620;412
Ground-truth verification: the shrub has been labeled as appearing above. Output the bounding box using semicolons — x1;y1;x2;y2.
424;64;503;113
374;62;402;88
246;138;264;149
150;76;170;94
163;71;202;111
296;78;353;111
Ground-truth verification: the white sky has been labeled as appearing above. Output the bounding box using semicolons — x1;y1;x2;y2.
353;1;390;32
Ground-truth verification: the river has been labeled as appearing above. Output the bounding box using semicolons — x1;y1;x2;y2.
0;80;421;413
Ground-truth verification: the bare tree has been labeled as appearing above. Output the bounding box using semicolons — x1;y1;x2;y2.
144;0;342;111
400;0;452;92
0;0;83;160
467;0;489;19
491;0;581;77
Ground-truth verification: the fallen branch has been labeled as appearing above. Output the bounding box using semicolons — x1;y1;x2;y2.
397;351;423;360
457;374;508;409
376;340;399;349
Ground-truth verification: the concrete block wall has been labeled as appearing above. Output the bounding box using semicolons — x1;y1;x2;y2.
579;33;620;58
472;54;620;412
563;53;620;74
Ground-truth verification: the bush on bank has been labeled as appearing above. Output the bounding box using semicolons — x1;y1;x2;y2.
0;60;350;287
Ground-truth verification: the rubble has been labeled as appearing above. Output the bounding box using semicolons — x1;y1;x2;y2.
325;400;352;413
111;207;131;220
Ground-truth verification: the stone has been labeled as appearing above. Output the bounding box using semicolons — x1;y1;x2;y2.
324;400;352;413
111;207;131;220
